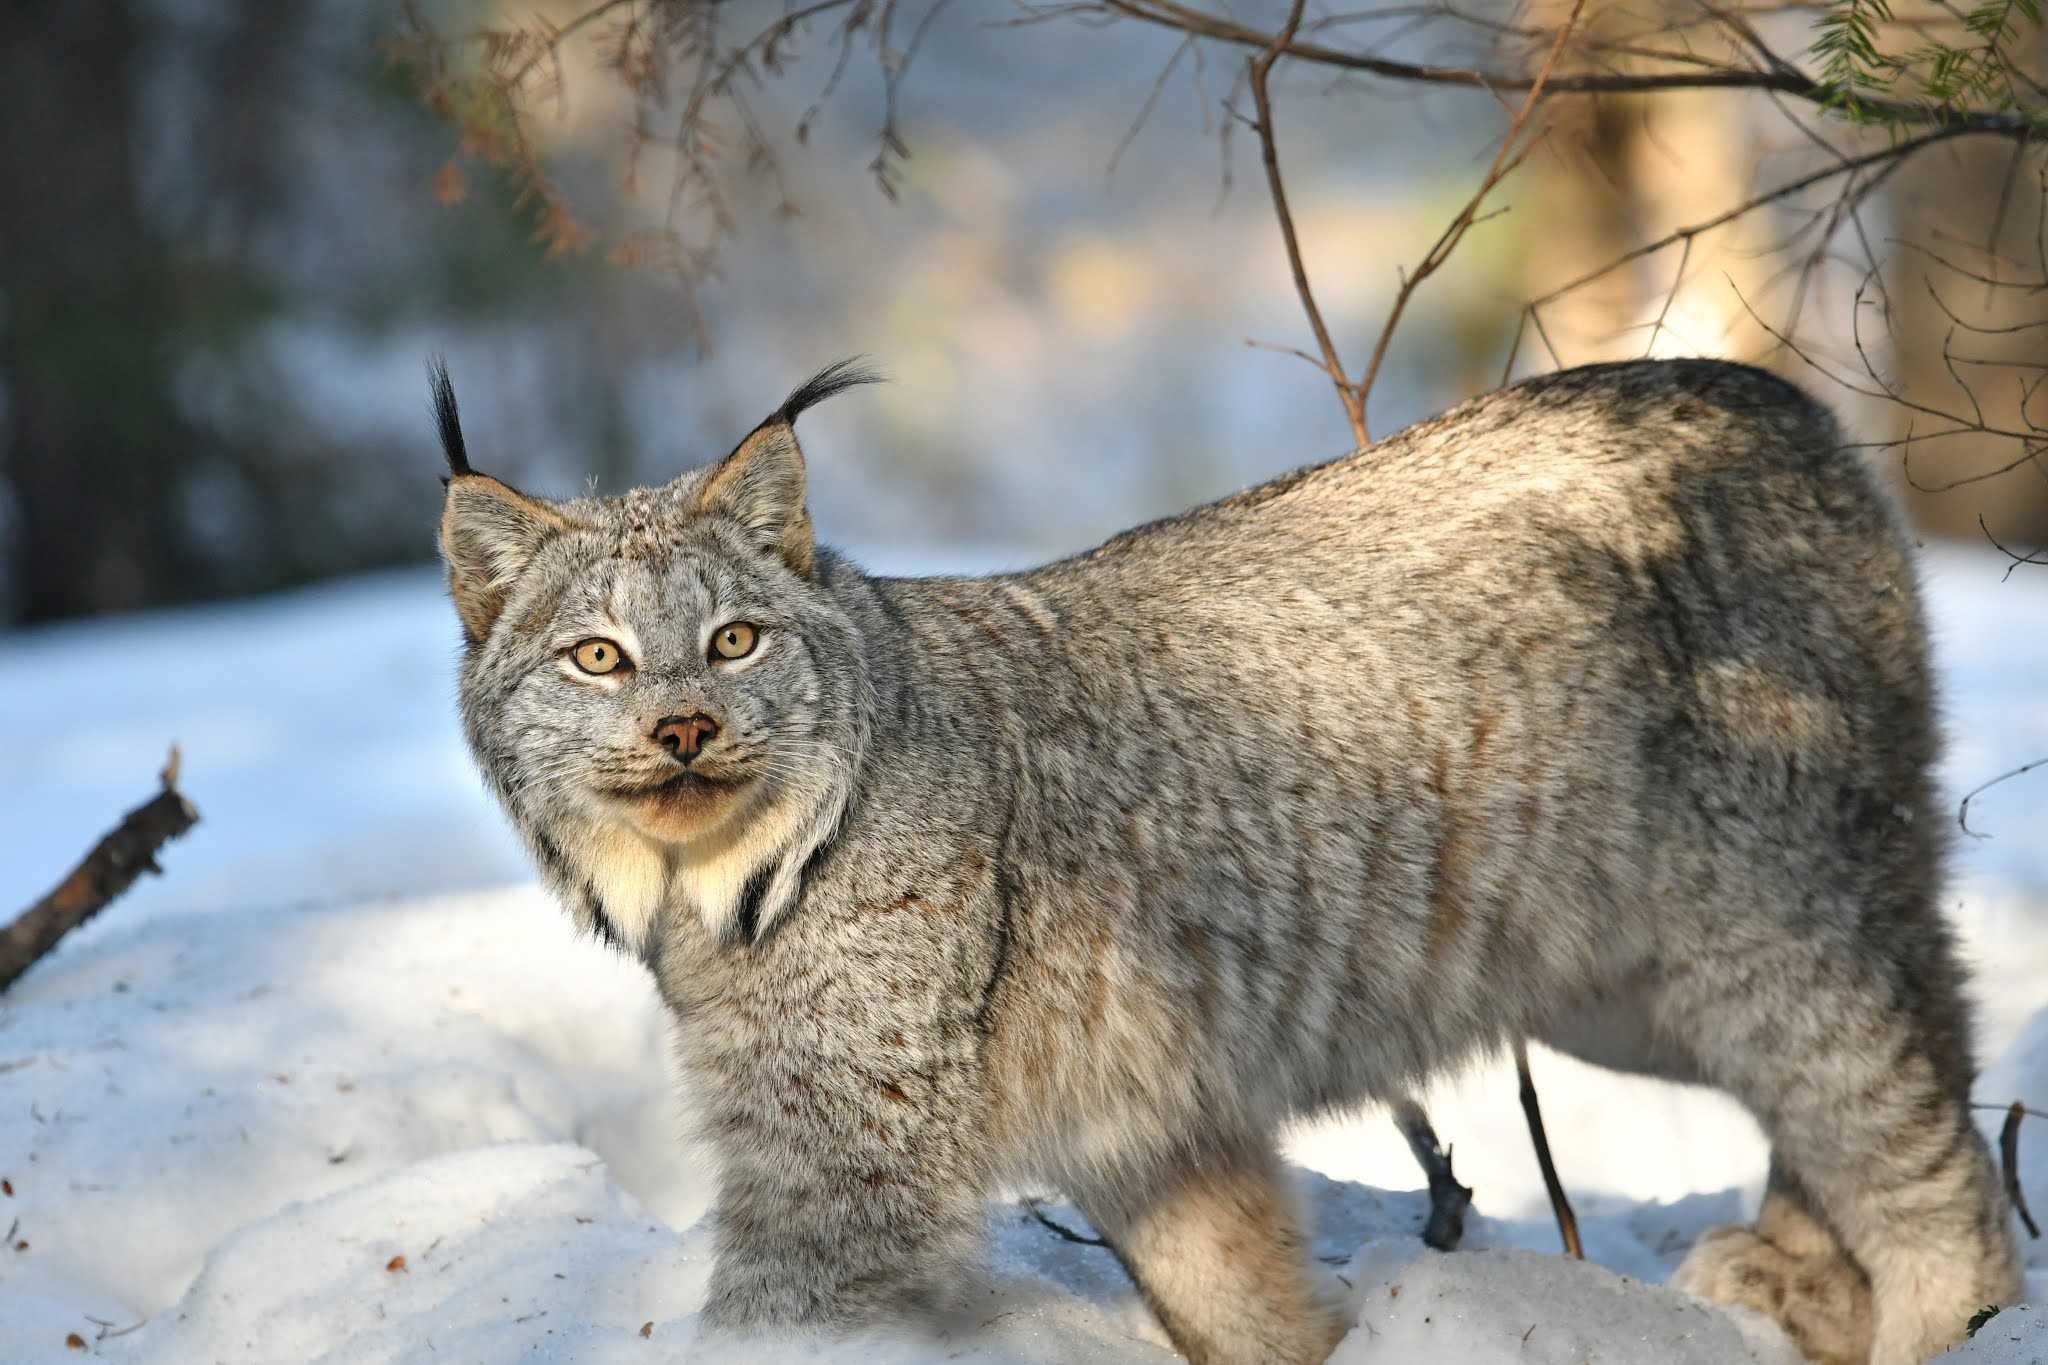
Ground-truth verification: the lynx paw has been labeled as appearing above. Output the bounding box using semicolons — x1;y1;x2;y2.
1672;1225;1873;1365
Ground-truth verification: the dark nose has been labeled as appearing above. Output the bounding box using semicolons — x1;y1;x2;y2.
652;713;720;763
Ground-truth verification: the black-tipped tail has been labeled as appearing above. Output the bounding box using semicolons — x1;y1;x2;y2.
428;356;471;478
776;357;882;427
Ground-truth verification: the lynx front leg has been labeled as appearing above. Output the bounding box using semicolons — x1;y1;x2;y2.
686;910;1000;1333
696;1035;994;1331
1081;1142;1349;1365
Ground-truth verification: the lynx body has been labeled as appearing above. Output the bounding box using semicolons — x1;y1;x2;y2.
438;358;2020;1365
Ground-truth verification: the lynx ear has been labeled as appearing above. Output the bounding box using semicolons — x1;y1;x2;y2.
694;359;879;579
440;476;570;643
429;357;573;642
695;420;818;578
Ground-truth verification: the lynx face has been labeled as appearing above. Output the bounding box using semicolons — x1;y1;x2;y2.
434;362;877;952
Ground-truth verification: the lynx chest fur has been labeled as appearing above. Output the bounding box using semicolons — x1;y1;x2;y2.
437;358;2018;1365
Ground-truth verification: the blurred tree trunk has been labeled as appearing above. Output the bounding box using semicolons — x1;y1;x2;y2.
1517;4;1782;371
1883;17;2048;545
0;0;207;623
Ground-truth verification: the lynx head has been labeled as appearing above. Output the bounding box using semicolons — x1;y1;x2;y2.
433;358;879;953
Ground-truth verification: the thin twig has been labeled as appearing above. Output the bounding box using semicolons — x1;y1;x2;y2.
1246;0;1369;448
506;0;639;88
1959;755;2048;838
1356;0;1586;428
1244;337;1328;367
1974;1102;2048;1121
1022;1197;1108;1246
1516;1040;1583;1259
1980;514;2048;581
1108;34;1194;178
86;1316;147;1342
1530;124;1983;315
2000;1101;2041;1239
1728;276;2048;496
1642;236;1696;359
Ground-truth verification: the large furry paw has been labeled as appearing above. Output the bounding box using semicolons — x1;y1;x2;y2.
1672;1225;1873;1365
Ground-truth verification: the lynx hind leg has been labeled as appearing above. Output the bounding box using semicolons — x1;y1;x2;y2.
1080;1142;1348;1365
1672;1165;1873;1365
1666;948;2021;1365
1811;1105;2019;1365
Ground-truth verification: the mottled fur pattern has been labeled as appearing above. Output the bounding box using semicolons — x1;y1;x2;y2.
437;358;2020;1364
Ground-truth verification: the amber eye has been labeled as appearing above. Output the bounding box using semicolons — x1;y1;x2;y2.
710;622;758;662
571;638;626;675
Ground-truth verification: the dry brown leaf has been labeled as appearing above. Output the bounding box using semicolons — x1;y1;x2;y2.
434;161;469;207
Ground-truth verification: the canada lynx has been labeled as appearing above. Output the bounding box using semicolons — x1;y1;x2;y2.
436;357;2019;1365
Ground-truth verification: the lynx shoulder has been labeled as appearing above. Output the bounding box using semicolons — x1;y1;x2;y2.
436;357;2019;1365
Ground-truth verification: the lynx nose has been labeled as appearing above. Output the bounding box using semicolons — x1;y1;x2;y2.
652;713;720;763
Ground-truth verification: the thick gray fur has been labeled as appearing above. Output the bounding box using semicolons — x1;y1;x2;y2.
437;358;2021;1365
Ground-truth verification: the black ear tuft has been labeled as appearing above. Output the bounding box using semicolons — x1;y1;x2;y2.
776;357;882;427
428;355;471;479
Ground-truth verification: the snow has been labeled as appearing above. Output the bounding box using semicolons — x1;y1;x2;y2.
1332;1244;1801;1364
1942;1307;2048;1363
1;542;2045;1362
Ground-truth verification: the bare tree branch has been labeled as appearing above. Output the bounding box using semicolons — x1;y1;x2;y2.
1095;0;2044;134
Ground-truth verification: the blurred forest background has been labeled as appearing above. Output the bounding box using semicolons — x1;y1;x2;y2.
1;0;2043;627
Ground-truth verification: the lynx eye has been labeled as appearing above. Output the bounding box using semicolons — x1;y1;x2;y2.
710;622;758;662
571;638;626;675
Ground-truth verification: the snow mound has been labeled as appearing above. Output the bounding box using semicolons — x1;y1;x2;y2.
1335;1243;1801;1364
0;887;678;1326
108;1141;1181;1365
115;1142;696;1365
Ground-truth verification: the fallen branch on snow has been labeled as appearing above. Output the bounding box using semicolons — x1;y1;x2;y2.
0;747;198;994
1022;1197;1108;1247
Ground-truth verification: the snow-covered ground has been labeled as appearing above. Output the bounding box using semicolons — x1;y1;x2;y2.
2;542;2045;1362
